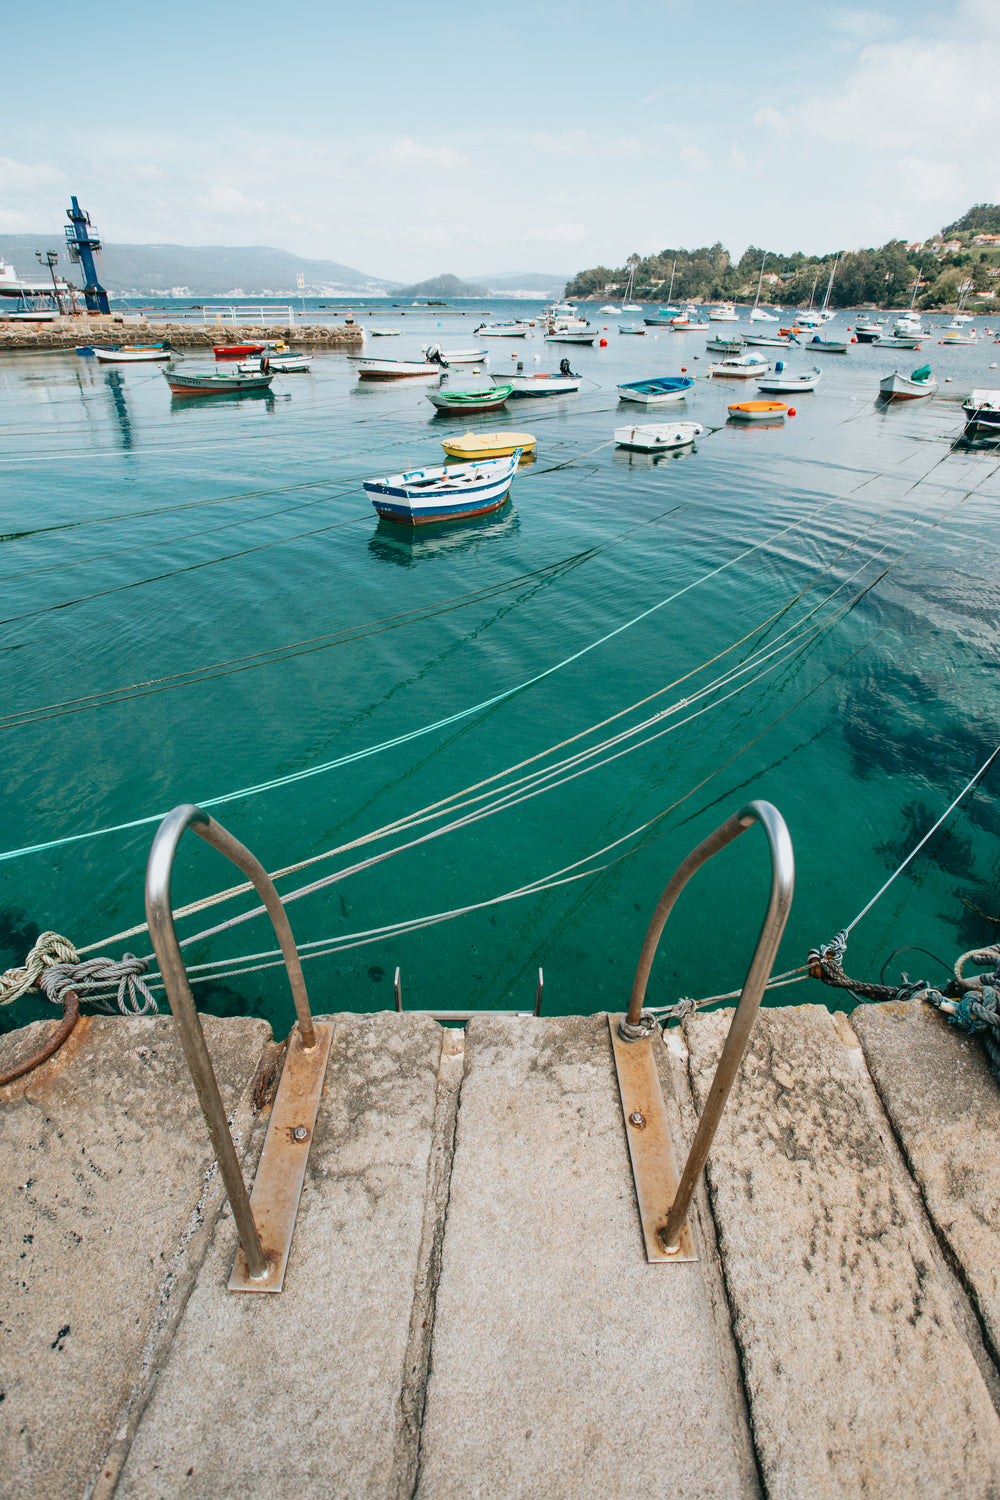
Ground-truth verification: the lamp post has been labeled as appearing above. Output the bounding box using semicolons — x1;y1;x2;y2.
36;250;65;316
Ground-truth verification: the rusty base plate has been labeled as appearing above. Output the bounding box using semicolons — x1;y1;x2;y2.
608;1015;696;1263
229;1021;334;1292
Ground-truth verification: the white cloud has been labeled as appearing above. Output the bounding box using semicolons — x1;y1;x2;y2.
680;145;713;172
0;157;64;192
383;138;469;170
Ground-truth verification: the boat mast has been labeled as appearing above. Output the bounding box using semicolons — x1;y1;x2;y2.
820;254;839;314
805;272;819;312
667;259;676;303
753;253;767;309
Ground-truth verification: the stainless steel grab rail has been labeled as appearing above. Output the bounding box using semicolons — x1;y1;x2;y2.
145;804;330;1290
611;800;794;1260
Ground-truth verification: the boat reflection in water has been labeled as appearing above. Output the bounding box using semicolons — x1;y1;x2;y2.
611;442;697;468
367;506;521;568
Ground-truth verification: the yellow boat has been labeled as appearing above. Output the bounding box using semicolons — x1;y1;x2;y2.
440;430;536;460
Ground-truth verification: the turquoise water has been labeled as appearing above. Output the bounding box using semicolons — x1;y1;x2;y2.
3;303;1000;1038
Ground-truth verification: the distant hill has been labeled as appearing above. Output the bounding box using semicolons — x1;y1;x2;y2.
0;235;399;296
942;203;1000;237
394;273;487;298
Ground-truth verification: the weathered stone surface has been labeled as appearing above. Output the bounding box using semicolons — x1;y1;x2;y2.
0;1013;272;1500
416;1015;756;1500
116;1013;445;1500
685;1002;1000;1500
851;998;1000;1358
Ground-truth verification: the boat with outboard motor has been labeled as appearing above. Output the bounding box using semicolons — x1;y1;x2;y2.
756;365;822;393
161;364;274;395
962;389;1000;429
362;450;521;525
710;354;770;378
474;321;531;337
423;344;490;366
508;360;582;396
614;421;704;451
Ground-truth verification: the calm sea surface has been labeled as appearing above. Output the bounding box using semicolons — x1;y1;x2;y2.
3;298;1000;1037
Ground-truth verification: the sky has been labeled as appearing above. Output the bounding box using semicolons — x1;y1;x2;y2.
3;0;998;282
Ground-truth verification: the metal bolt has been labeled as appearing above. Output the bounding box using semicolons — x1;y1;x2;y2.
292;1125;309;1142
628;1111;646;1129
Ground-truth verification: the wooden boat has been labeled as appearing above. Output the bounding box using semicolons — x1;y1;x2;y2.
710;354;769;378
803;335;848;354
93;344;170;363
879;365;937;401
426;383;513;414
350;356;442;381
728;400;788;422
614;421;704;451
474;321;530;337
616;375;694;405
363;450;520;525
756;365;822;393
214;343;265;360
962;389;1000;428
161;365;274;395
706;335;744;354
508;364;582;396
235;353;312;373
440;430;537;460
423;344;489;365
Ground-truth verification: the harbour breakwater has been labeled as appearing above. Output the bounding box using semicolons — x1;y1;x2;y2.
0;315;364;351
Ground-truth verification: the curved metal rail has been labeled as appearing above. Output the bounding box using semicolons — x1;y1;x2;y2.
146;804;328;1289
611;800;794;1259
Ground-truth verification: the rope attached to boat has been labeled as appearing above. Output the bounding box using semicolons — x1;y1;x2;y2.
0;931;156;1015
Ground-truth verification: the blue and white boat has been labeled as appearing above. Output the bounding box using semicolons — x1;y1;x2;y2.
616;375;694;405
363;450;521;526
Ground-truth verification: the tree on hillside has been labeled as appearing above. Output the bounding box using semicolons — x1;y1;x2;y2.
943;203;1000;237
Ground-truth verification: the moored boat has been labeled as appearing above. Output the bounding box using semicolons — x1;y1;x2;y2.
427;383;513;414
351;356;442;381
614;421;705;451
423;344;489;365
440;430;537;459
618;323;646;335
161;364;274;395
474;321;531;337
709;303;739;322
706;335;744;354
728;400;789;422
962;389;1000;428
616;375;694;404
235;352;312;373
710;354;769;378
214;343;265;360
362;450;520;525
804;335;848;354
93;345;171;363
508;362;582;396
878;365;937;401
756;365;822;393
743;333;796;348
873;334;921;349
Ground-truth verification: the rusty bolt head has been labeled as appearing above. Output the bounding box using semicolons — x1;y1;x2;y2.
292;1125;309;1142
628;1111;646;1129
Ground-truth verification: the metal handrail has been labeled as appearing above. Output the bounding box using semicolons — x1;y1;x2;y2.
623;799;794;1252
145;804;318;1281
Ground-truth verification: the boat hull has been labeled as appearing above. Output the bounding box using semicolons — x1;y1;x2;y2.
427;384;513;413
728;401;788;421
363;452;519;526
94;346;170;363
162;368;273;394
214;344;264;359
616;377;694;405
756;367;821;393
508;376;582;396
441;431;536;459
879;370;937;400
351;357;442;381
614;422;704;451
962;389;1000;427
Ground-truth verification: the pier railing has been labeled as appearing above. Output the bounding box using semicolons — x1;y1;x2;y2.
610;800;794;1261
201;305;296;328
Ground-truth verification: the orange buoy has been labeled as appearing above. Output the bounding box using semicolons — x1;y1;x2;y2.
599;338;607;346
680;366;687;373
788;407;796;417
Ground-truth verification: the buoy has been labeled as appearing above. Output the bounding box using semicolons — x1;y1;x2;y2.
851;337;857;343
788;408;796;417
599;338;607;346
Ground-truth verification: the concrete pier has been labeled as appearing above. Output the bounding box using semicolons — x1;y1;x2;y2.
2;1000;999;1499
0;315;363;351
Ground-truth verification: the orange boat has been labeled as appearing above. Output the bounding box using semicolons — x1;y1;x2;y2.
728;400;788;422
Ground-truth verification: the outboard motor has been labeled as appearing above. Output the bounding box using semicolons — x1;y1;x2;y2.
424;343;443;364
559;358;578;377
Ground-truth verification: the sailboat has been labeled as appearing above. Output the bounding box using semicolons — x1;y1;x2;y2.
796;271;823;328
818;254;839;322
621;257;642;312
748;254;780;323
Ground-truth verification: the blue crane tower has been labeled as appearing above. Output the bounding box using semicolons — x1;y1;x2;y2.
64;196;110;314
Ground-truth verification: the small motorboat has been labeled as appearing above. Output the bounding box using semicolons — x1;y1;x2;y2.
873;334;921;350
614;422;705;451
710;354;770;378
756;365;822;393
440;430;537;460
618;323;646;335
805;335;848;354
509;361;582;396
709;303;739;322
940;330;978;345
162;364;274;395
93;345;171;363
748;308;781;323
962;389;1000;429
706;335;744;354
854;318;883;342
599;304;622;314
350;356;442;381
424;344;489;366
362;450;521;525
427;383;513;414
728;400;789;422
369;328;401;336
616;375;694;404
214;343;265;360
474;321;531;337
879;365;937;401
643;309;682;326
544;323;596;344
743;333;796;348
669;316;707;331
